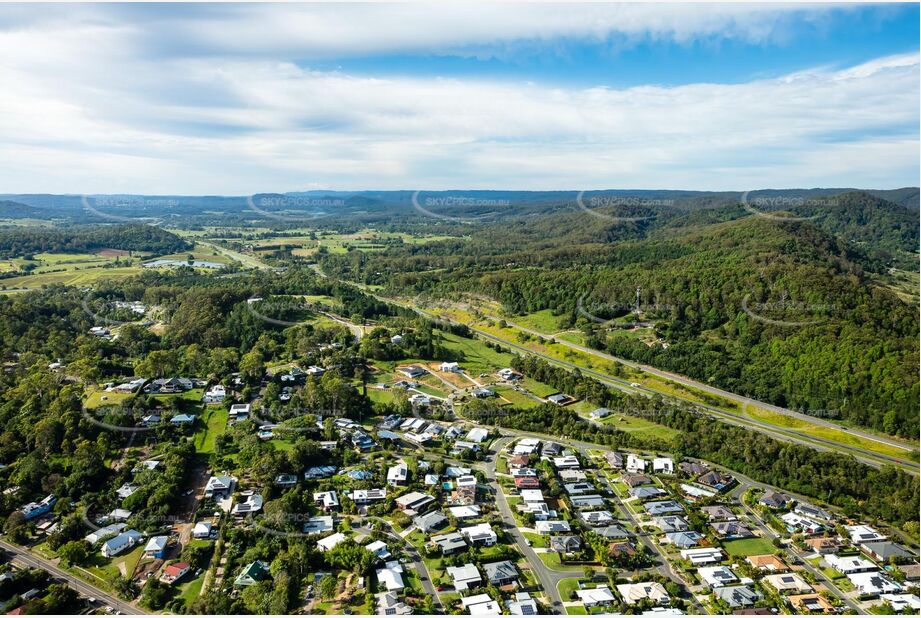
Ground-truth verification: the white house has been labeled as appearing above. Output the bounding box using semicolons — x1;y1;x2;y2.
387;462;409;487
101;529;142;557
617;582;670;606
439;362;461;372
460;523;497;547
652;457;674;474
447;564;483;591
848;572;902;596
575;586;617;607
698;565;738;588
317;532;347;552
626;454;648;473
827;554;878;575
845;525;886;544
192;522;213;539
376;561;405;592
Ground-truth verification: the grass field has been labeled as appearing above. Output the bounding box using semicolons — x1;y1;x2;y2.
513;309;569;334
0;265;145;290
721;537;777;557
195;407;228;454
84;387;134;409
598;413;680;444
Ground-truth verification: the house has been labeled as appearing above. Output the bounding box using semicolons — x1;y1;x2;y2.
275;474;298;487
497;368;520;380
746;554;787;572
105;508;132;523
483;560;518;587
712;521;753;539
231;492;264;516
234;560;270;587
143;536;169;559
160;562;190;585
202;384;226;403
101;529;142;557
847;572;902;596
697;470;734;491
880;594;921;613
653;515;689;532
552;456;580;469
432;532;468;555
575;586;617;608
514;476;541;490
398;365;426;378
449;505;482;519
861;541;913;562
314;491;340;512
228;403;250;423
351;488;387;504
795;502;834;521
826;554;877;575
626;454;648;473
605;452;624;468
507;591;539;616
680;483;718;501
413;511;447;533
541;442;563;456
897;563;919;582
622;474;652;487
305;465;338;479
581;510;615;526
679;461;707;476
571;495;606;510
630;486;667;501
144;377;194;394
698;565;739;588
460;523;497;546
86;525;126;547
759;490;792;509
845;525;886;544
192;521;213;539
559;469;588;482
546;393;571;405
652;457;674;474
608;540;637;558
714;585;760;609
644;500;683;516
303;516;335;535
780;512;824;534
170;414;196;425
803;536;842;554
535;520;571;534
617;582;670;607
764;573;812;594
377;562;405;592
664;531;704;549
681;548;725;566
466;427;489;443
590;407;610;419
550;536;582;554
204;474;236;499
317;532;347;551
365;540;392;562
566;482;597;495
447;564;483;591
471;387;495;399
787;593;835;614
390;334;403;344
408;393;430;407
376;591;412;615
700;505;736;522
395;491;435;513
461;593;501;614
387;462;409;486
513;438;541;456
439;361;460;373
21;495;57;521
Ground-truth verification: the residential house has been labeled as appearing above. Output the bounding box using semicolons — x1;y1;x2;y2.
630;486;667;501
795;502;834;522
377;561;405;592
398;365;426;379
506;592;539;616
763;573;813;594
314;491;340;512
303;516;335;536
714;585;760;609
483;561;518;587
862;542;913;563
652;457;674;474
605;452;624;469
626;454;648;473
432;532;468;555
746;554;787;572
439;362;461;372
317;532;347;552
758;490;792;510
228;403;250;423
535;520;571;534
653;515;689;532
234;560;270;587
101;529;142;557
681;548;725;566
552;456;580;469
143;536;169;559
414;511;447;533
160;562;190;585
847;572;902;596
376;591;412;615
351;489;387;504
447;564;483;591
845;525;886;544
803;536;841;555
700;505;736;522
826;554;877;575
387;462;409;487
617;582;670;607
546;393;571;405
395;491;435;514
664;531;704;549
202;384;227;403
590;408;611;419
697;470;734;492
575;586;617;608
461;593;501;614
550;536;582;554
21;495;57;521
192;521;213;539
622;474;652;487
460;523;497;547
644;500;684;516
780;512;824;535
712;521;753;539
466;427;489;443
698;565;739;588
204;474;236;499
787;594;835;614
231;492;264;516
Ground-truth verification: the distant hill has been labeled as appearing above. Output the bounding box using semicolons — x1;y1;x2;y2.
0;224;190;258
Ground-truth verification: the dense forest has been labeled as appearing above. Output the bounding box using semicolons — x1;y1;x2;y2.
0;224;189;257
318;196;919;438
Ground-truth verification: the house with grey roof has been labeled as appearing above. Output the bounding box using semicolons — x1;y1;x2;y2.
483;560;518;587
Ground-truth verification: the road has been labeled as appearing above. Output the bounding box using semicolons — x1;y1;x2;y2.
0;539;145;615
356;518;443;611
480;437;568;613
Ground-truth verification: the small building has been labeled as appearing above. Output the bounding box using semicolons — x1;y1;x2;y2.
101;529;142;558
192;521;213;539
234;560;270;587
714;585;760;609
432;531;468;555
313;490;340;512
413;511;448;533
764;572;813;595
460;523;497;546
590;407;610;419
376;561;405;592
317;532;347;552
160;562;190;585
698;565;739;588
439;362;461;372
143;536;169;559
575;585;617;608
483;560;518;587
447;563;482;591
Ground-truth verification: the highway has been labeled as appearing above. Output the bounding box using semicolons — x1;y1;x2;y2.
0;539;145;615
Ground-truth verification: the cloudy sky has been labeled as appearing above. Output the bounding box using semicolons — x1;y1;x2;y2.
0;3;917;194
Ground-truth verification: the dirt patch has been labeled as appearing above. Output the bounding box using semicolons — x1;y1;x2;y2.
95;248;132;257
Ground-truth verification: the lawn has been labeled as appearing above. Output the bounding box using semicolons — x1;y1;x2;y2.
439;330;517;375
598;413;680;444
84;387;134;409
194;407;228;454
0;265;145;290
513;309;568;334
557;577;582;601
722;537;777;557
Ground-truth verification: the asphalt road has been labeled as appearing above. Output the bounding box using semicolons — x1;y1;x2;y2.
0;539;144;615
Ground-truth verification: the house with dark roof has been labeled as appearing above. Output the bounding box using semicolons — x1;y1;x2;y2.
759;490;792;510
483;560;518;587
714;585;760;609
550;536;581;554
697;470;734;492
712;521;753;539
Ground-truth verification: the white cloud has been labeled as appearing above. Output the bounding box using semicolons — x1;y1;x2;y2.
0;5;915;193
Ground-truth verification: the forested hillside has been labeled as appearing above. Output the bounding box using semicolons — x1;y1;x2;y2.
318;197;919;438
0;224;190;257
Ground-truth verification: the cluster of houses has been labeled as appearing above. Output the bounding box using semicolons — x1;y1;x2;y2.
376;414;491;455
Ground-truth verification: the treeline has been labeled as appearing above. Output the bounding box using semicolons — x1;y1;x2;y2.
499;355;919;532
0;224;190;257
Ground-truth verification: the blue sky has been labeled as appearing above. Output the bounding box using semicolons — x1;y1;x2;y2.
0;3;917;193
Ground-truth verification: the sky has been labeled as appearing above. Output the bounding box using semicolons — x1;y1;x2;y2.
0;3;917;194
